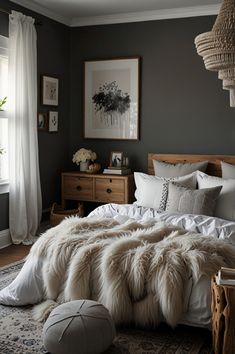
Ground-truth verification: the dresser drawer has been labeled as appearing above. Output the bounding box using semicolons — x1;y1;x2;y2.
63;176;93;201
95;178;125;203
61;172;134;209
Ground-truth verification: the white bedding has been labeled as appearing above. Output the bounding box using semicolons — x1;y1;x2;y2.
89;203;235;244
1;203;235;329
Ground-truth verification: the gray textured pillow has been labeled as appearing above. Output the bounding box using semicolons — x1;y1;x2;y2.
166;182;222;216
221;161;235;179
134;172;197;212
197;171;235;221
153;160;208;178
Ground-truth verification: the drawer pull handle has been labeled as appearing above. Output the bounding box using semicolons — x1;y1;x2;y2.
106;188;112;194
76;185;82;191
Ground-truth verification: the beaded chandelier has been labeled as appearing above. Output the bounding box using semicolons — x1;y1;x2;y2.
195;0;235;107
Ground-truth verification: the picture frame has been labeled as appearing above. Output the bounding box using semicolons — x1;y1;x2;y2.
48;111;58;132
84;57;140;140
38;112;48;131
41;75;59;106
110;151;123;168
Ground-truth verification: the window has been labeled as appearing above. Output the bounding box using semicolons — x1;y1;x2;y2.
0;35;8;187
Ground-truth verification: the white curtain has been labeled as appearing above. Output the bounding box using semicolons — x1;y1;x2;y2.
8;11;42;244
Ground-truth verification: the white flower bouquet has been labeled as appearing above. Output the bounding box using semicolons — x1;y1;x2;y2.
72;148;97;165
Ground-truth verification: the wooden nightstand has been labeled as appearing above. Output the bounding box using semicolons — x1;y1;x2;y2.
61;172;135;209
211;276;235;354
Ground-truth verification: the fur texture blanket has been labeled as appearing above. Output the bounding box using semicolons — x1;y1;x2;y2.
31;216;235;327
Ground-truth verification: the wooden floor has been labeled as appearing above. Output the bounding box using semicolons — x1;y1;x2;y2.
0;244;31;267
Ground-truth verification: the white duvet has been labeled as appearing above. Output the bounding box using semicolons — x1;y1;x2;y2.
89;203;235;244
1;203;235;329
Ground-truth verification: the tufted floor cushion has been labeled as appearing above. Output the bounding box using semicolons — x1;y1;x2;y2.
43;299;116;354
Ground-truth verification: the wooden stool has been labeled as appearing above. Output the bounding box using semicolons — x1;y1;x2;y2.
211;276;235;354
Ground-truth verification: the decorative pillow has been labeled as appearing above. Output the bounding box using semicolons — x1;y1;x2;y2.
197;171;235;221
153;160;208;178
134;172;197;212
221;161;235;179
166;182;222;216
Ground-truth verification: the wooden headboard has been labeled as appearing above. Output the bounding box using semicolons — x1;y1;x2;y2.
148;153;235;177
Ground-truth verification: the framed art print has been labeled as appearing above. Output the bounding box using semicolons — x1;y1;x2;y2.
84;57;140;140
38;112;48;131
48;111;58;132
41;75;59;106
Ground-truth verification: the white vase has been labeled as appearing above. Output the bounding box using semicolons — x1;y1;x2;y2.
80;161;89;171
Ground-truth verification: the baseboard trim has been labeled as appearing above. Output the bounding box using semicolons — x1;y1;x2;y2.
0;229;12;249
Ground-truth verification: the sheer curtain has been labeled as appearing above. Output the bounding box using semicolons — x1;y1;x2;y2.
8;11;42;244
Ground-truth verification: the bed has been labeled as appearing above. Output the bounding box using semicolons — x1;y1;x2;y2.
1;153;235;330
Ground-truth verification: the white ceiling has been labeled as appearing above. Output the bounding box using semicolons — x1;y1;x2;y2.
11;0;221;27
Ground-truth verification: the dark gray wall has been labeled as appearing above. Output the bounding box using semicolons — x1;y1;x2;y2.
1;8;235;231
0;0;70;231
69;17;235;173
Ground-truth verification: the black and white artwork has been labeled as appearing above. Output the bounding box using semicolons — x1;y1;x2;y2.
92;81;130;127
84;58;139;140
48;111;58;132
42;76;59;106
38;113;48;131
110;151;123;167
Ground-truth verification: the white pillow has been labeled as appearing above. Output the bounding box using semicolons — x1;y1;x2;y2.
134;172;197;212
197;171;235;221
153;160;208;178
221;161;235;179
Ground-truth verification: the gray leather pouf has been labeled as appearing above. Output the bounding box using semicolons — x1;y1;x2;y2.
43;300;116;354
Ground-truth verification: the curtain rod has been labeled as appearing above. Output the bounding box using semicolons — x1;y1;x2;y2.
0;7;42;25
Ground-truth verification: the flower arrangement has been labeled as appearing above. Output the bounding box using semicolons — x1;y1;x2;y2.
92;81;130;126
72;148;97;165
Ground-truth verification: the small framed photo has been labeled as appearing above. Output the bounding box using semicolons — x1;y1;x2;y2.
110;151;123;167
41;75;59;106
38;112;48;131
49;111;58;132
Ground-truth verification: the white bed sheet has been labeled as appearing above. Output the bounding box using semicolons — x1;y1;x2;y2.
1;203;235;329
89;203;235;244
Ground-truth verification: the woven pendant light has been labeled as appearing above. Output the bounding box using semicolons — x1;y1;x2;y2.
223;79;235;90
219;71;235;90
218;69;235;106
230;88;235;107
218;68;235;90
195;0;235;71
218;68;235;107
218;68;235;80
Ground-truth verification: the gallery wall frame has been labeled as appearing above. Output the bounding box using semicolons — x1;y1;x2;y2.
38;112;48;131
83;57;140;140
48;111;58;132
41;75;59;106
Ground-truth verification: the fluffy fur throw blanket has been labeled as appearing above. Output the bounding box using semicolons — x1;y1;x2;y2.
31;216;235;327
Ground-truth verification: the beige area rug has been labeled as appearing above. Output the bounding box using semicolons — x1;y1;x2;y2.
0;260;213;354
